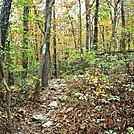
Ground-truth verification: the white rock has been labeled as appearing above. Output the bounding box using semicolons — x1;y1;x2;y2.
42;121;53;128
49;101;58;107
32;114;47;121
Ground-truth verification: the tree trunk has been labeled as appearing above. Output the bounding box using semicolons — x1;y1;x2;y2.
41;0;54;87
85;0;94;52
121;0;126;51
108;0;120;51
68;15;77;50
93;0;99;51
53;4;57;78
0;0;14;133
78;0;83;58
22;6;29;78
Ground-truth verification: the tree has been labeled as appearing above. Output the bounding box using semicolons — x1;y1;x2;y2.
53;3;57;78
0;0;14;133
107;0;120;51
85;0;95;52
22;5;29;78
93;0;99;51
78;0;83;58
121;0;126;51
41;0;55;87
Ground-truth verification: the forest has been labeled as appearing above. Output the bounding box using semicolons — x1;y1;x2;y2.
0;0;134;133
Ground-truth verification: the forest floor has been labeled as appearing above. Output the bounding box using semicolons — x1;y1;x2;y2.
0;76;134;134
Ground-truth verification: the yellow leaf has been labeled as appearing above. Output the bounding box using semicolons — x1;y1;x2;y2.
63;114;67;119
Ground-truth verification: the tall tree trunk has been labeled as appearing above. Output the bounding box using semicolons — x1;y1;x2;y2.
93;0;99;51
42;0;54;87
0;0;14;133
108;0;120;51
68;15;77;49
85;0;94;52
78;0;84;71
78;0;83;58
22;6;29;78
35;23;39;61
53;3;57;78
121;0;126;51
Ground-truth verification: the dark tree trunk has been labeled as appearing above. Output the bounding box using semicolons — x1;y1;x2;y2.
42;0;54;87
53;4;57;78
127;31;131;50
85;10;91;52
22;6;29;78
68;15;77;49
35;23;39;61
0;0;11;81
78;0;83;57
121;0;126;51
0;0;14;133
0;0;12;83
93;0;99;51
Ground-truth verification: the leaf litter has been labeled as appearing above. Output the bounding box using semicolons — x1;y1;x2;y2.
0;77;133;134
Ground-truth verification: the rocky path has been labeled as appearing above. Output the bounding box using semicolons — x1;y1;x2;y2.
18;79;68;134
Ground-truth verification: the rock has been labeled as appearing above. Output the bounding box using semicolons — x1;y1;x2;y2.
49;101;58;107
42;121;53;128
74;92;88;101
32;114;47;122
58;96;68;102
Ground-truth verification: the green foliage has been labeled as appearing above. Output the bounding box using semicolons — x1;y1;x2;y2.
13;0;33;7
99;2;111;20
57;49;96;76
127;127;134;134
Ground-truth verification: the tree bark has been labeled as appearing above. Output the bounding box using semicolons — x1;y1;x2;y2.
93;0;99;51
41;0;54;87
107;0;120;51
22;6;29;78
121;0;126;51
78;0;83;58
0;0;14;133
68;15;77;49
85;0;95;52
53;3;57;78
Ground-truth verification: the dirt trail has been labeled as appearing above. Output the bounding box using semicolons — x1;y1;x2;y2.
18;79;68;134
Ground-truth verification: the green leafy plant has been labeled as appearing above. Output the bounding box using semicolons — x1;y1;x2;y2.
127;127;134;134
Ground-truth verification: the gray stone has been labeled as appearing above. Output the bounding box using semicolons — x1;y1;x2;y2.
42;121;53;128
32;114;47;122
49;101;58;107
